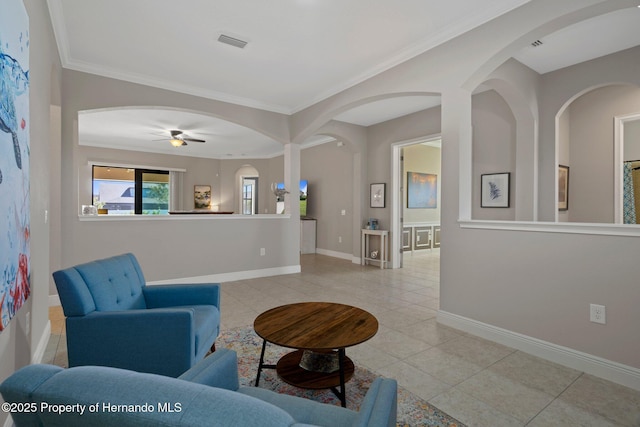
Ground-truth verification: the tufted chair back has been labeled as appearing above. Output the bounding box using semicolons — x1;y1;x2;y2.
53;253;147;317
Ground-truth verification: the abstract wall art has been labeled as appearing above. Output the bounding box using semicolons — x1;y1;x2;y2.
407;172;437;209
0;0;30;332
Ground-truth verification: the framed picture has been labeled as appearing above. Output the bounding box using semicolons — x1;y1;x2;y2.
407;172;437;209
194;185;211;209
481;173;510;208
558;165;569;211
370;183;385;208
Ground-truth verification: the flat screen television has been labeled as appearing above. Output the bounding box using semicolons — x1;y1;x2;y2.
276;180;308;217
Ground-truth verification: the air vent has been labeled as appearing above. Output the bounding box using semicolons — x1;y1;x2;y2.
531;40;543;47
218;34;248;49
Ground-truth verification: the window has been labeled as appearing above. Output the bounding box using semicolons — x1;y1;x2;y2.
92;166;170;215
242;177;258;215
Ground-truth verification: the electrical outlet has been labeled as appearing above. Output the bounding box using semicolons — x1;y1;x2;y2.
338;236;342;243
260;248;266;256
590;304;606;324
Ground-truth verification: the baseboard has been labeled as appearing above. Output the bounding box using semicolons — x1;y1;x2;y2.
32;321;51;364
315;248;354;261
147;264;301;286
437;310;640;391
49;294;60;307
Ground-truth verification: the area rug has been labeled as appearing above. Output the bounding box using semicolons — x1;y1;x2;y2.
217;327;465;427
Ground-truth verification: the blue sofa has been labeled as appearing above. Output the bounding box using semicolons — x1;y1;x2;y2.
52;253;220;377
0;349;397;427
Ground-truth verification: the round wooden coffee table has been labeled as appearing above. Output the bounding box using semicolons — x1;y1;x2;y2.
253;302;378;407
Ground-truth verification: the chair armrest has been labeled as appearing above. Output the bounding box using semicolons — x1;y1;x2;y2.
143;283;220;309
352;378;397;427
66;308;197;377
178;348;240;391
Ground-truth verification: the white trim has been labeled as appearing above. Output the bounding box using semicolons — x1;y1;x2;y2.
315;248;353;261
78;214;289;221
32;321;51;364
147;265;301;285
3;415;14;427
438;310;640;391
391;134;442;269
87;160;186;173
49;294;60;307
459;219;640;237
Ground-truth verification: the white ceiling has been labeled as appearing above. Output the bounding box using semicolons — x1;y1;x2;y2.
49;1;640;159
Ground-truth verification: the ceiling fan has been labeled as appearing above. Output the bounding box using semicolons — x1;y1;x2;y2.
156;130;206;147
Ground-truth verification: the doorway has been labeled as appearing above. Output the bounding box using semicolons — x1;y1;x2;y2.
242;177;259;215
391;136;442;269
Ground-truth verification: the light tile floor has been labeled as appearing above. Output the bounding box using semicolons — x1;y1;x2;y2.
46;251;640;426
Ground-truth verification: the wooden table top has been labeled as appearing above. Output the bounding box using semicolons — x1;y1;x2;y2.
254;302;378;351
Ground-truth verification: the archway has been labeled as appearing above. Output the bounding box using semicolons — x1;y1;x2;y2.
555;84;640;223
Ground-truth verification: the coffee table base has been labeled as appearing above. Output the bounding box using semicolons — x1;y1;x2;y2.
277;350;355;389
255;341;353;407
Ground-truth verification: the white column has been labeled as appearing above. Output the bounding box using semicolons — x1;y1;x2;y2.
284;143;301;254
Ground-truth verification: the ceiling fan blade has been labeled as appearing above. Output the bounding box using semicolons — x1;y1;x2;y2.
182;137;205;143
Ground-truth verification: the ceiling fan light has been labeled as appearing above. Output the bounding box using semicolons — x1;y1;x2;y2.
170;138;184;147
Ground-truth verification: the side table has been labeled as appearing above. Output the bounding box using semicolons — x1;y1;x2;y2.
361;229;388;269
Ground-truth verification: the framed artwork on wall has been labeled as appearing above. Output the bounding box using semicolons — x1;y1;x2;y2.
407;172;437;209
194;185;211;209
558;165;569;211
0;0;30;333
481;172;510;208
370;183;385;208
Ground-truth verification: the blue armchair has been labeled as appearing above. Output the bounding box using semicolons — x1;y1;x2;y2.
52;253;220;377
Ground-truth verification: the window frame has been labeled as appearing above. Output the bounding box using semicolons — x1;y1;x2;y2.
90;163;179;216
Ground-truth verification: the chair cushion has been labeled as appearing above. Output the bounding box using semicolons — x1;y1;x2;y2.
238;386;357;427
178;305;220;357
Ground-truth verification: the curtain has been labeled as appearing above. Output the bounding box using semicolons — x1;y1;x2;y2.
169;170;184;212
623;162;636;224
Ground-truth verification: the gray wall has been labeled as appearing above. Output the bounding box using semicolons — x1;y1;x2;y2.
366;107;443;234
564;84;640;223
626;119;640;159
301;141;355;256
472;90;517;220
